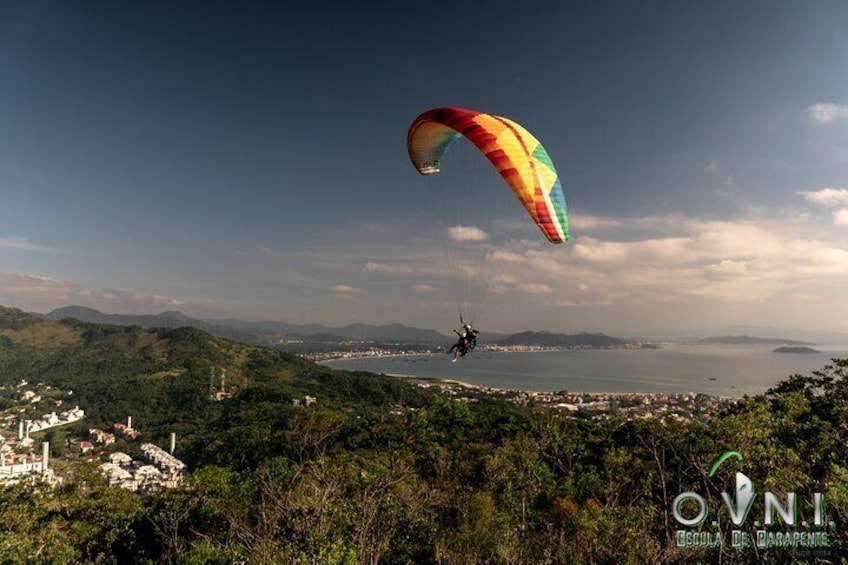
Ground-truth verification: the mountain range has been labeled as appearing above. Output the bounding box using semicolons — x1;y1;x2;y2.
494;331;637;348
43;306;639;349
45;305;450;344
40;305;840;350
697;335;815;346
647;324;848;345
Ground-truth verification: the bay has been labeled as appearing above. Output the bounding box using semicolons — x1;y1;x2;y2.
322;344;848;397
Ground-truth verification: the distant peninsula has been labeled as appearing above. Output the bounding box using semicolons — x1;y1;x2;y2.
495;331;655;349
698;335;815;346
773;346;820;354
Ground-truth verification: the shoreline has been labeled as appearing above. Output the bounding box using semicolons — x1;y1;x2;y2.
405;377;736;400
321;346;848;400
328;365;751;400
316;345;659;364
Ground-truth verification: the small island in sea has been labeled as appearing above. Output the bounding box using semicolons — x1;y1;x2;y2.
773;346;820;354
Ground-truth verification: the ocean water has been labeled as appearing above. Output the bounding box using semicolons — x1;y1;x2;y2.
322;344;848;397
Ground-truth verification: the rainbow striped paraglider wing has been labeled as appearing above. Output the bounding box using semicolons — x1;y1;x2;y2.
407;106;568;244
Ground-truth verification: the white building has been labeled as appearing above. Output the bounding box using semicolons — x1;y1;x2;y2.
135;465;161;481
140;443;187;474
0;442;52;485
100;462;134;488
109;452;133;467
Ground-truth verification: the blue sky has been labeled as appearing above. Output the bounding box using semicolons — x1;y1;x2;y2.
1;1;848;334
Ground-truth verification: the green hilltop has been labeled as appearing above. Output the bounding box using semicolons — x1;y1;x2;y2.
0;305;434;470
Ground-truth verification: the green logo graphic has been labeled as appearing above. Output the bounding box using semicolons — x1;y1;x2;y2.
708;450;743;478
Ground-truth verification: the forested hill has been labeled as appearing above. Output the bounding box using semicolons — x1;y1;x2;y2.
0;305;434;467
496;330;633;348
697;335;815;346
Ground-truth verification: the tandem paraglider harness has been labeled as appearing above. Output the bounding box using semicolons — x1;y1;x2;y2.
450;319;479;361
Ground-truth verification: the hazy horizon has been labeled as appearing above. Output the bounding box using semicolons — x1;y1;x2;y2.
6;302;847;344
2;1;848;336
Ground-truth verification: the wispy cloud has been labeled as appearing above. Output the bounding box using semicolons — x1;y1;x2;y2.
0;236;55;252
799;189;848;227
568;213;695;238
475;205;848;309
327;284;362;294
447;226;489;242
701;159;738;198
833;209;848;226
242;199;848;326
0;273;187;313
98;288;187;309
799;188;848;207
0;273;80;298
518;283;554;294
364;262;414;274
809;102;848;124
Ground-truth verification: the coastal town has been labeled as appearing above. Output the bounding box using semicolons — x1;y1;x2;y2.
0;380;186;490
418;380;738;422
304;340;660;363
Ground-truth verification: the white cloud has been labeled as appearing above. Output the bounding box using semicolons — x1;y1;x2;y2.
568;213;698;239
518;283;554;294
447;226;489;242
569;215;625;231
0;273;79;298
469;210;848;310
0;273;187;313
99;288;187;309
834;209;848;226
254;245;288;258
3;210;834;332
800;188;848;207
0;236;54;252
493;274;518;284
809;102;848;124
327;284;361;294
705;260;749;278
411;284;435;292
488;250;525;262
572;236;692;264
364;262;413;274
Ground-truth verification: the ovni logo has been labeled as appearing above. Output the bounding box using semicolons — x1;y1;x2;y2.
672;451;833;550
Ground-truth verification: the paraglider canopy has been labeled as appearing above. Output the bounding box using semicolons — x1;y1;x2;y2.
407;106;569;244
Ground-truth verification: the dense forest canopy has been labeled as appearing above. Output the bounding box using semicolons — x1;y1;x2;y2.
0;306;846;564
